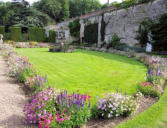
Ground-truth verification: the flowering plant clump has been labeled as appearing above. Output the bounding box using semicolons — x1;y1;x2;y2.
38;90;91;128
7;54;35;82
25;75;48;93
95;92;137;119
137;81;161;98
23;88;58;124
146;68;162;83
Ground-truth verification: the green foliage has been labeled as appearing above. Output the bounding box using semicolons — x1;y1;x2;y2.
84;23;98;44
137;82;161;98
29;27;46;42
112;0;136;9
138;0;154;4
57;0;69;21
95;92;137;119
0;26;5;34
0;1;52;27
48;30;56;43
29;41;38;46
112;0;153;10
136;18;153;47
108;33;122;48
69;19;80;38
9;27;21;41
101;15;106;42
115;45;145;53
33;0;61;22
69;0;101;18
151;14;167;51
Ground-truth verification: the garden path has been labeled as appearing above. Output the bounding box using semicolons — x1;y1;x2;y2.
0;56;26;128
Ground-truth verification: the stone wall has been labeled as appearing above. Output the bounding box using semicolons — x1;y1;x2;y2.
45;19;78;43
45;0;167;46
104;0;167;46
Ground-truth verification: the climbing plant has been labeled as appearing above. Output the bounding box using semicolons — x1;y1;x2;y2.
151;13;167;51
84;23;98;44
136;18;153;47
69;19;80;38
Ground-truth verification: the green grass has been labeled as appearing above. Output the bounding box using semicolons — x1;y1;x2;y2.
117;85;167;128
16;48;146;100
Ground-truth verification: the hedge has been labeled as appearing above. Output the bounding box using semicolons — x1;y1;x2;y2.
0;26;5;35
9;27;22;41
49;30;56;43
29;27;47;42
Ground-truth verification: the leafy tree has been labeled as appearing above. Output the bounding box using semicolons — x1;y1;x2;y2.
57;0;69;21
0;1;52;27
69;0;101;18
33;0;61;21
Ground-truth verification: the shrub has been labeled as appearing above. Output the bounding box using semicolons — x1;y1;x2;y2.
84;23;98;44
29;27;47;42
137;82;161;98
136;18;153;47
48;30;56;43
5;40;14;45
94;92;137;119
29;41;38;46
115;45;145;53
69;19;80;38
9;27;22;41
108;33;122;48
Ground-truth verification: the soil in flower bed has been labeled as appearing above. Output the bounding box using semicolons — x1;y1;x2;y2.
86;96;158;128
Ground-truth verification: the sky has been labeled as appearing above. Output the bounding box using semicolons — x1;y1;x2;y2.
0;0;122;5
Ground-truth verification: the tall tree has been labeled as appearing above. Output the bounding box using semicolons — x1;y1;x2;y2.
33;0;62;22
57;0;70;21
69;0;101;18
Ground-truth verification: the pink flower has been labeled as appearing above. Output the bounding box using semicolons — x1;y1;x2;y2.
63;109;66;112
66;116;69;120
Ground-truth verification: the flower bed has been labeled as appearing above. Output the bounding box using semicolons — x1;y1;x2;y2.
0;44;167;127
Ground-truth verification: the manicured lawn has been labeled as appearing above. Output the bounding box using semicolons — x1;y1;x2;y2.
16;48;146;100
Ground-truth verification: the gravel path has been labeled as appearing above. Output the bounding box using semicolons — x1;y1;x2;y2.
0;56;26;128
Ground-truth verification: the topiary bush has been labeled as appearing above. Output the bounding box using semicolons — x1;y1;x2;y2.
48;30;56;43
84;23;98;44
9;27;22;41
29;27;47;42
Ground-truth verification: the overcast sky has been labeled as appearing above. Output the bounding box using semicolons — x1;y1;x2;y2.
0;0;122;4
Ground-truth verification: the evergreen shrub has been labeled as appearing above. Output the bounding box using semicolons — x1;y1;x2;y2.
49;30;56;43
9;27;22;41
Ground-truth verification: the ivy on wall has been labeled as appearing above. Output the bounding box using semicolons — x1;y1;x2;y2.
69;19;80;38
84;23;98;44
101;14;106;42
